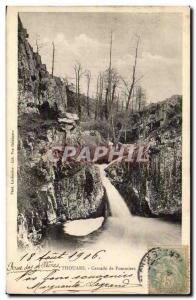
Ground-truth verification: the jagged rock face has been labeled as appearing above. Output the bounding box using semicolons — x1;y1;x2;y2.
18;114;106;237
18;17;67;116
106;142;181;219
106;96;182;220
117;95;182;144
17;18;106;237
55;164;104;220
147;142;181;217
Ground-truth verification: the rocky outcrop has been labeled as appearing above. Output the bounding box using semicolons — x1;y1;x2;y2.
117;95;182;144
17;18;107;247
17;113;106;246
18;16;67;116
55;163;105;220
106;96;182;220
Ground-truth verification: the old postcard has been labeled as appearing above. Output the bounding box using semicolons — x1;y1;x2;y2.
6;6;191;294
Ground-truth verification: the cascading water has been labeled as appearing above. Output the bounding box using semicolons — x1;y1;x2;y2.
48;163;181;250
98;164;130;218
96;164;181;247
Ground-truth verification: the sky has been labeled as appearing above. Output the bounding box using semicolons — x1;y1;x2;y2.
20;12;182;103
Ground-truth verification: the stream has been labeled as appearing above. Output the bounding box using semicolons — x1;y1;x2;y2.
46;164;181;250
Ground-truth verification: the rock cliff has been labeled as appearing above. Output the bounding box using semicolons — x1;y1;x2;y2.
106;96;182;220
18;16;67;117
17;17;106;247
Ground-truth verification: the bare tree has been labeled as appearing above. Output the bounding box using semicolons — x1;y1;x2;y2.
97;72;104;119
51;42;55;78
36;39;40;54
110;69;119;111
35;34;45;54
85;70;91;117
103;31;113;122
125;36;140;111
135;86;146;111
96;72;104;118
103;68;119;120
116;36;141;143
95;75;100;120
120;90;128;112
109;70;120;141
108;31;113;113
74;62;85;119
104;87;109;120
116;93;120;112
94;73;104;120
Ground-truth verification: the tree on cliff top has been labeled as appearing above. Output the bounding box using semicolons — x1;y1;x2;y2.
74;61;86;119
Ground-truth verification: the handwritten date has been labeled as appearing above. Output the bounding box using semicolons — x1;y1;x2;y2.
19;249;106;263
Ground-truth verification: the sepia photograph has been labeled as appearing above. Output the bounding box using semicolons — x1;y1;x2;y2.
6;6;190;295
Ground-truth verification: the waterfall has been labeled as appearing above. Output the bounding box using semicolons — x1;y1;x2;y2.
97;164;181;246
48;164;181;247
97;164;131;218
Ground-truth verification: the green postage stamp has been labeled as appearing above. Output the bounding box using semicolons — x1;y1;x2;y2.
147;247;189;294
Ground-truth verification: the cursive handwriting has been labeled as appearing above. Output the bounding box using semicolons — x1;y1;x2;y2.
19;249;106;263
14;268;141;293
7;249;143;294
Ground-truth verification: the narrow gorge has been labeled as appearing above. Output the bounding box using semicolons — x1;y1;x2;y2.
17;16;182;249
